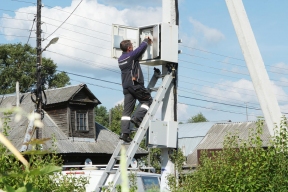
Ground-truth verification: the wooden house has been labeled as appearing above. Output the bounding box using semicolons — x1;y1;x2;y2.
0;84;147;165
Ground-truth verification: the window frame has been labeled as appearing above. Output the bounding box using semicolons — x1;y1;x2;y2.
75;111;88;132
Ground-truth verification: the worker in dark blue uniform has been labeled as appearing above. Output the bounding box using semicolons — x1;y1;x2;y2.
118;37;153;142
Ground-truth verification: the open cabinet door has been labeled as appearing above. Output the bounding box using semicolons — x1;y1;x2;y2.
111;24;139;59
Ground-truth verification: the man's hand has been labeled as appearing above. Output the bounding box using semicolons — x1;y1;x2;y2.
147;36;153;45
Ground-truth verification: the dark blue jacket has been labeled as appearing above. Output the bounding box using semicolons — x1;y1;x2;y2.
118;39;148;89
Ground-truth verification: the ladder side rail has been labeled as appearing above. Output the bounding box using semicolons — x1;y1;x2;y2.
111;73;173;189
132;70;161;116
95;141;123;192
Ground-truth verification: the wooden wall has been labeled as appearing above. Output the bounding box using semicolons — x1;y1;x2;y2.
45;104;69;135
69;103;95;138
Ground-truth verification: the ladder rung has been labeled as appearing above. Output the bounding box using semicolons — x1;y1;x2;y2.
99;185;109;188
149;87;159;92
114;156;121;160
106;170;117;174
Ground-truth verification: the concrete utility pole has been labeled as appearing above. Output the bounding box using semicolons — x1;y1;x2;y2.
161;0;179;191
35;0;42;139
225;0;282;136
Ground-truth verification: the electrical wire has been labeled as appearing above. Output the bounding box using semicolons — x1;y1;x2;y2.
178;87;261;109
178;102;260;116
43;22;111;42
70;78;121;92
58;70;121;85
180;44;245;61
43;4;111;26
44;0;83;41
0;16;33;22
0;33;35;38
10;0;35;5
0;8;111;36
26;17;36;44
179;95;261;111
46;50;119;73
180;44;288;72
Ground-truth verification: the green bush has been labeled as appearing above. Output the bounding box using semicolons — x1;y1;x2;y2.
169;117;288;191
0;110;88;192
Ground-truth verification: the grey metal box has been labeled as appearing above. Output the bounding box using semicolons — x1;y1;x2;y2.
111;23;178;66
147;120;178;148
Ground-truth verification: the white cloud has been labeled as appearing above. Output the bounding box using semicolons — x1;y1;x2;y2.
0;0;161;78
114;98;124;106
270;62;288;73
201;79;288;112
189;17;225;44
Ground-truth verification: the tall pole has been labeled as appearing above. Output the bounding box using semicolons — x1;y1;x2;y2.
225;0;282;135
36;0;42;139
161;0;178;191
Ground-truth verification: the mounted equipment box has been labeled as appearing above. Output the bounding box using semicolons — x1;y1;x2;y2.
111;23;178;66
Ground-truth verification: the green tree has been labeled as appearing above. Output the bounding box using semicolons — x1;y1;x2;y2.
109;103;123;134
187;112;208;123
95;105;109;127
0;43;70;94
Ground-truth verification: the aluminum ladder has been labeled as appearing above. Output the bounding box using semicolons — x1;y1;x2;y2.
95;70;173;191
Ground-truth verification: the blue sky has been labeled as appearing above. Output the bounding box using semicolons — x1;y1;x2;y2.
1;0;288;123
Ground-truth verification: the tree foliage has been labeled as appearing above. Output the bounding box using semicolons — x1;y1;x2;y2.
187;112;208;123
0;111;88;191
108;104;123;135
168;117;288;191
0;43;70;94
95;105;109;127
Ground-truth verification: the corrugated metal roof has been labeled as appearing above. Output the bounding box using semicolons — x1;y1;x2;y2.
178;122;215;138
178;137;204;156
187;121;271;166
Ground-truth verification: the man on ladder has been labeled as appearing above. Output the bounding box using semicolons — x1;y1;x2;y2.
118;37;153;143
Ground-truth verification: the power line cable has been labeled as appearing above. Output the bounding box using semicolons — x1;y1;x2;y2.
181;44;288;72
56;42;111;59
10;0;35;4
43;22;111;42
46;50;119;73
178;87;261;109
26;17;36;44
54;35;110;50
0;8;111;36
43;4;111;26
57;70;121;85
0;33;35;38
180;59;288;84
70;78;121;92
180;44;245;61
178;102;260;116
44;0;83;40
179;95;261;111
0;16;33;22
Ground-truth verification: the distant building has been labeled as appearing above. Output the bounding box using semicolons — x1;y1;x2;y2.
178;122;215;157
0;84;147;165
186;121;271;167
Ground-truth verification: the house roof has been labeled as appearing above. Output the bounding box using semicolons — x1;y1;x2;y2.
186;121;271;166
0;84;101;106
0;84;146;155
178;122;216;139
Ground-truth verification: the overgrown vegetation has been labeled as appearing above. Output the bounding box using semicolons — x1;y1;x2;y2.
168;117;288;191
0;109;88;191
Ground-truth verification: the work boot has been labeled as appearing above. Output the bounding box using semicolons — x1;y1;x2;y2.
131;117;141;128
119;133;132;143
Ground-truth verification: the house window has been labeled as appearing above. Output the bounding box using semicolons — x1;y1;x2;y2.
76;112;88;131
